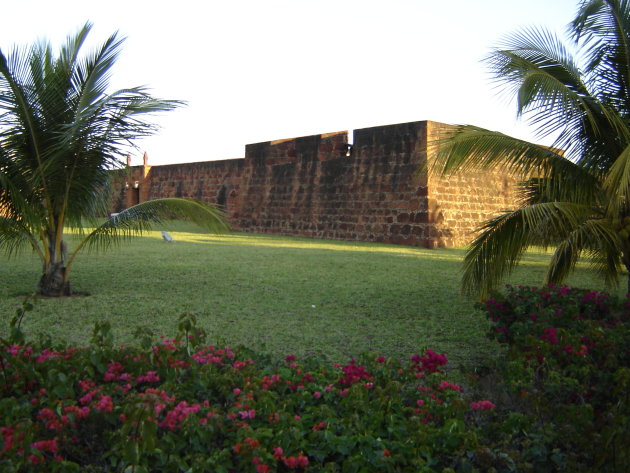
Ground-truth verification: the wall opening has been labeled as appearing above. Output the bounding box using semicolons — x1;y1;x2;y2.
346;129;354;156
217;185;228;208
132;187;140;205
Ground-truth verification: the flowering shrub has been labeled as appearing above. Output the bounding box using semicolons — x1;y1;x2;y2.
477;285;630;472
0;311;499;472
6;286;626;472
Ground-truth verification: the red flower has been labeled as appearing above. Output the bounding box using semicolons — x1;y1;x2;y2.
438;380;462;391
297;454;309;468
273;446;284;460
470;400;496;410
31;438;59;453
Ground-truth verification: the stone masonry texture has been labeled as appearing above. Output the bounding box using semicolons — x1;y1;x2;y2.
113;120;519;248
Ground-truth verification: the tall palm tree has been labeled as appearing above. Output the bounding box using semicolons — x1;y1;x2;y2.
435;0;630;298
0;23;228;297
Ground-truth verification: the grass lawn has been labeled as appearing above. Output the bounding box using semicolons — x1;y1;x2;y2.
0;222;620;369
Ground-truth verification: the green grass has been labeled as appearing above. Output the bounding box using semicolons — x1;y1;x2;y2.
0;222;620;369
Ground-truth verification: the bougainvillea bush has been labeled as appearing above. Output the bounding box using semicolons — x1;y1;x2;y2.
0;309;501;473
4;285;629;472
478;285;630;472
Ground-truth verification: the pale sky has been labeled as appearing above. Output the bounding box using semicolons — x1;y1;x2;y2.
3;0;579;166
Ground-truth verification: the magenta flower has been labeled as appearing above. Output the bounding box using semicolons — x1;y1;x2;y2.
540;328;559;345
136;371;160;384
438;380;462;391
470;400;496;410
238;409;256;419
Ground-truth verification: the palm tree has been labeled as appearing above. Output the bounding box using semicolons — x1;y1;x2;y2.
434;0;630;298
0;23;228;297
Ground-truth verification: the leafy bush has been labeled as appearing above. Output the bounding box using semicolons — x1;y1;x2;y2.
0;308;499;472
5;285;627;472
477;285;630;472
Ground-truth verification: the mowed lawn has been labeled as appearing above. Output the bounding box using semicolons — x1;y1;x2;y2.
0;222;619;368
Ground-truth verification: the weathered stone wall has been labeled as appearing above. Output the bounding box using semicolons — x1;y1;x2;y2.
425;121;520;247
233;123;434;245
145;159;244;218
113;120;519;248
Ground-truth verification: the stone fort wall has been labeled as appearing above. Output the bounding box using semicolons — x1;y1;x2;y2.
114;120;519;248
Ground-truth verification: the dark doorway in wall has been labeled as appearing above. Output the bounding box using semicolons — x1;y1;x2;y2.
217;185;228;209
132;187;140;205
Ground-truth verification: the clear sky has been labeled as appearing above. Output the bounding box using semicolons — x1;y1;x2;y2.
3;0;580;165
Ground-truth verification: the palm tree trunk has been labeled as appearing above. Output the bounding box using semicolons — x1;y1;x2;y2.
38;239;71;297
38;262;71;297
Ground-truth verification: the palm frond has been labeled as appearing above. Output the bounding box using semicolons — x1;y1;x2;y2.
545;217;622;287
603;142;630;216
572;0;630;113
71;198;229;259
487;25;630;165
432;125;596;183
463;202;593;298
519;174;603;209
0;217;43;260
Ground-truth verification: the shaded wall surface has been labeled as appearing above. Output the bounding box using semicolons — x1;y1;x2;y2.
116;121;518;248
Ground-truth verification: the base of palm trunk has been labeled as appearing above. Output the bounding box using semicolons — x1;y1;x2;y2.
38;264;71;297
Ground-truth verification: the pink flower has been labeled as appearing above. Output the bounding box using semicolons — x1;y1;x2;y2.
6;345;22;356
78;379;95;392
297;454;309;468
273;446;284;460
411;350;448;374
338;360;373;386
95;395;113;413
313;391;322;399
283;454;308;469
540;327;559;345
36;349;60;363
31;438;59;453
1;426;15;452
438;380;462;391
238;409;256;419
470;400;496;410
159;401;201;431
136;371;160;384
